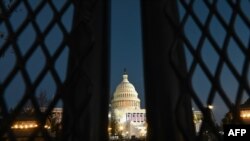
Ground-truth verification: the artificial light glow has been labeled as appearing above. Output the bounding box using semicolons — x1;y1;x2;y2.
14;125;18;128
44;125;51;129
119;126;124;131
11;122;51;130
12;124;18;129
208;105;214;110
240;111;250;118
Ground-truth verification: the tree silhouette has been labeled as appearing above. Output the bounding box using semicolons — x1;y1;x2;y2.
111;116;119;136
21;90;49;114
22;100;34;115
37;90;49;108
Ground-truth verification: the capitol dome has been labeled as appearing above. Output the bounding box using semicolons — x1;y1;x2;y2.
111;71;141;109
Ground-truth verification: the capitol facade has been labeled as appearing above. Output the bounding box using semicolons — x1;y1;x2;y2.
109;71;147;139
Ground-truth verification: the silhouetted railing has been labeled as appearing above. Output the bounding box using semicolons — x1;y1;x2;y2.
1;0;250;141
165;0;250;141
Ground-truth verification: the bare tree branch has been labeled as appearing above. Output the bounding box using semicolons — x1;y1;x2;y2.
37;90;49;108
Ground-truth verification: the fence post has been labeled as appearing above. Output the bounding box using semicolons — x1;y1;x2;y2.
62;0;110;140
141;0;195;140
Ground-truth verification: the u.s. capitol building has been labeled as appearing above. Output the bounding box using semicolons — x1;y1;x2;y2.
110;71;146;139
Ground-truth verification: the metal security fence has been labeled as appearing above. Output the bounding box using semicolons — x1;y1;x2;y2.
1;0;110;140
0;0;73;140
1;0;250;141
165;0;250;140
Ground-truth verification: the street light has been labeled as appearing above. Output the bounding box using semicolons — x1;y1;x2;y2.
207;105;215;121
118;125;124;138
208;105;214;110
119;125;124;131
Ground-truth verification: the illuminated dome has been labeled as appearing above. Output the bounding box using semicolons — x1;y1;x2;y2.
111;71;140;109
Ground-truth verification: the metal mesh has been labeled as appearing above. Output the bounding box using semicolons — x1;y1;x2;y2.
165;0;250;140
1;0;250;140
0;0;73;140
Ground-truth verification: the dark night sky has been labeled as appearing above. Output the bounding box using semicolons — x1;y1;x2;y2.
110;0;144;106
